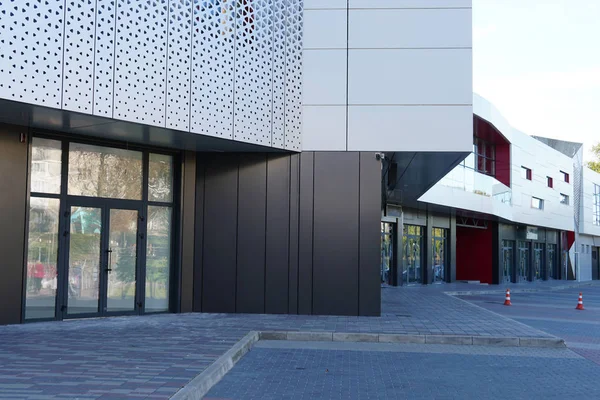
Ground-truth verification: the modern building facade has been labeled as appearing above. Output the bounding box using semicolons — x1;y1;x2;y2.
381;94;600;287
0;0;473;324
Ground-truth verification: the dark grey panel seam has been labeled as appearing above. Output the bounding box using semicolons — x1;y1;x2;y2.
357;153;361;316
234;157;240;312
264;155;269;313
164;1;171;127
296;155;301;314
91;0;99;115
287;156;291;312
200;160;207;311
311;153;315;313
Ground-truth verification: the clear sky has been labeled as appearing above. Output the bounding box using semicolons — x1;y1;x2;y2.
473;0;599;161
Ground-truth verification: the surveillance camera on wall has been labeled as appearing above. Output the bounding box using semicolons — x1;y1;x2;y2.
375;152;385;161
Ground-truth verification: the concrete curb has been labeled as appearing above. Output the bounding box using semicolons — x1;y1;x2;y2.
170;331;259;400
259;331;566;348
171;330;566;399
445;281;597;296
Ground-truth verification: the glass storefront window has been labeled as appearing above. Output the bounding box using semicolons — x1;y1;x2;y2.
31;138;62;194
25;197;60;320
146;206;172;312
402;225;422;284
148;153;173;203
68;143;143;200
432;228;447;283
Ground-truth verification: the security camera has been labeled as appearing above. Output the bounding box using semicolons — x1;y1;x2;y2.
375;152;385;161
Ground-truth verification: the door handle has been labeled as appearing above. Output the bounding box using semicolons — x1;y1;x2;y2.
106;248;113;273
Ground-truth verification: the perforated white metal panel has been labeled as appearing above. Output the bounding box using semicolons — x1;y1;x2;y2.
0;0;305;151
233;0;274;145
284;0;303;150
114;0;168;126
166;0;193;132
190;0;235;139
0;0;65;108
93;0;117;117
63;0;96;113
270;2;286;148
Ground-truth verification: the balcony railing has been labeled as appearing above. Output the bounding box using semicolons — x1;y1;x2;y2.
438;158;512;205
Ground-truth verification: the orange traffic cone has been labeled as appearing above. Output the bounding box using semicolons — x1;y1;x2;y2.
576;292;584;310
504;289;512;306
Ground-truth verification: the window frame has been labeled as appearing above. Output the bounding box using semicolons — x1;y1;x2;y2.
23;132;181;323
473;137;496;177
559;193;569;205
560;170;570;183
547;176;553;188
521;166;532;181
531;196;544;210
593;184;600;226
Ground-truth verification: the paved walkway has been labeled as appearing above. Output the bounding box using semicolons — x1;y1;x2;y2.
205;340;599;400
459;283;600;366
0;286;553;399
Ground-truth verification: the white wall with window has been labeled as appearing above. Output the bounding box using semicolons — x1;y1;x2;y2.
581;167;600;239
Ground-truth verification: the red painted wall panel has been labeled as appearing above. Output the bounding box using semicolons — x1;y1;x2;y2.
456;225;493;284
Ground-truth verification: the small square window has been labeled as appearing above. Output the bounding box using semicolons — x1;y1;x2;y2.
582;244;585;253
560;171;570;183
560;193;569;205
531;196;543;209
587;245;591;254
521;167;532;180
547;176;553;188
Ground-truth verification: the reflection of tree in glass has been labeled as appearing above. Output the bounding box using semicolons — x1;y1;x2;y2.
68;146;143;199
146;207;171;300
149;154;173;202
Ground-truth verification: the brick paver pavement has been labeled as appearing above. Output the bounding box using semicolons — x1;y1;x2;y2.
459;284;600;366
0;287;552;399
205;340;599;400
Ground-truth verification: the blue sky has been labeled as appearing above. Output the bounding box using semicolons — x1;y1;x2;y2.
473;0;599;161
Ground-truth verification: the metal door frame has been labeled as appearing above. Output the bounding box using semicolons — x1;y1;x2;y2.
58;197;146;320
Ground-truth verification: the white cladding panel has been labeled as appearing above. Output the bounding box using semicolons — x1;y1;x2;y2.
349;8;471;49
303;50;347;105
302;1;473;152
0;0;304;151
0;0;64;108
114;1;168;127
303;9;346;49
234;0;275;146
93;0;117;118
302;106;346;151
347;106;473;152
166;0;193;132
63;0;96;113
348;49;472;105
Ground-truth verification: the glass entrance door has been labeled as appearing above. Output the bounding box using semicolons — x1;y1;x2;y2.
517;241;530;282
66;202;142;317
502;240;514;283
547;244;557;280
533;243;544;281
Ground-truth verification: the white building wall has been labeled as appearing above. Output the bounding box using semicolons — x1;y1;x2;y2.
581;167;600;240
421;94;575;232
302;0;473;152
0;0;304;150
509;130;574;232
